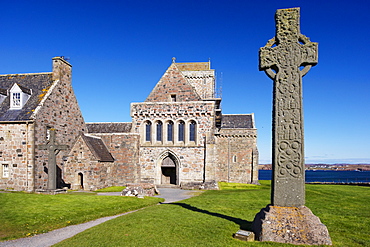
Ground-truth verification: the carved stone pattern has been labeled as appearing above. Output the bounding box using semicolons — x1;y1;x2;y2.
275;42;303;178
259;8;318;179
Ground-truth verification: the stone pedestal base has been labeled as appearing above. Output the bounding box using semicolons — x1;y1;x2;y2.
252;205;332;245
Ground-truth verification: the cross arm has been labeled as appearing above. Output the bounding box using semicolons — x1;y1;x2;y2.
259;38;278;80
36;144;69;150
38;144;48;150
299;35;318;76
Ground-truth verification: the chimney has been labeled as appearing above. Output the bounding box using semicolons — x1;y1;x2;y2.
52;56;72;82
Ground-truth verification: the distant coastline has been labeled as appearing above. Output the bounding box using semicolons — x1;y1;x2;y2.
259;164;370;171
259;169;370;184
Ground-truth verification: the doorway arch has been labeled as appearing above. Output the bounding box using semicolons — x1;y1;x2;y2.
158;150;180;185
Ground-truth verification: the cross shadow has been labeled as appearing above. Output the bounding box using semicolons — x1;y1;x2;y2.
169;202;253;231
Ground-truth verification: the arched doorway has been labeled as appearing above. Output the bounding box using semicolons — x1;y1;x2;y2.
161;156;177;185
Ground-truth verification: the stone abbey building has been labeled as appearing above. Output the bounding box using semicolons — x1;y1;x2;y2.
0;57;258;191
0;57;86;191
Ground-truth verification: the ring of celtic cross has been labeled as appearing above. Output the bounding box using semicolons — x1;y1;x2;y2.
263;35;313;79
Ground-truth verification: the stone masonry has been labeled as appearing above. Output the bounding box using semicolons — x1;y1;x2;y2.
1;57;258;191
33;58;86;190
0;123;34;190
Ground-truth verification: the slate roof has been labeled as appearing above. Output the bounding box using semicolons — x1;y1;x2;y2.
0;73;53;121
221;114;254;129
86;122;132;133
82;134;114;162
17;84;32;94
0;88;7;96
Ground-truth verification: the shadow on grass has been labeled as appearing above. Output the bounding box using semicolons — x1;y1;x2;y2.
170;202;252;231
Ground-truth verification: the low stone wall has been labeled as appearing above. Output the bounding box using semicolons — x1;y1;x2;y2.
181;180;219;190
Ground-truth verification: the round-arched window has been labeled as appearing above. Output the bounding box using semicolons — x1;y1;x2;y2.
189;120;196;142
178;121;185;142
145;121;152;142
167;121;174;142
156;121;163;142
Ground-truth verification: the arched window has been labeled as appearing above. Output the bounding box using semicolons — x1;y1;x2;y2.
156;121;163;142
189;120;196;142
178;121;185;142
167;121;174;142
145;121;152;142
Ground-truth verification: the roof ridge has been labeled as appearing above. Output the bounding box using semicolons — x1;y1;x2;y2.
0;72;52;76
84;134;102;139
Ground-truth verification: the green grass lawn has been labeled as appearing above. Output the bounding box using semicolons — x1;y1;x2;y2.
95;186;126;192
55;181;370;247
0;192;163;241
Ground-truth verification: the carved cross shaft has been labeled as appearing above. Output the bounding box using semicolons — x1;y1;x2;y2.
259;8;318;207
39;129;68;190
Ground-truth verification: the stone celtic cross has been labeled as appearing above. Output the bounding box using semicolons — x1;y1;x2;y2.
259;7;318;207
39;129;69;190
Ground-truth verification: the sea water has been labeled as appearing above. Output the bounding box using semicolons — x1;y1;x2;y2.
259;170;370;183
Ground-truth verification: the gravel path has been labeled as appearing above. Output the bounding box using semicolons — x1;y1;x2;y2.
0;188;201;247
155;187;200;203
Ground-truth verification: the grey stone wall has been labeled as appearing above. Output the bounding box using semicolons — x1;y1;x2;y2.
131;100;216;185
131;101;216;145
97;133;140;185
181;70;215;99
213;128;258;183
0;122;35;191
33;57;86;190
64;133;141;191
139;146;205;184
63;135;106;190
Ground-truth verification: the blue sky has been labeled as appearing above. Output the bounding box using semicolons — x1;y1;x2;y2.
0;0;369;164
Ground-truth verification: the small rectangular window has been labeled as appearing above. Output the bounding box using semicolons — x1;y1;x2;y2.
12;93;21;108
2;164;9;178
170;94;177;102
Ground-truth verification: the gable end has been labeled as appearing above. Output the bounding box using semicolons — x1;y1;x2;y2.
145;63;201;102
